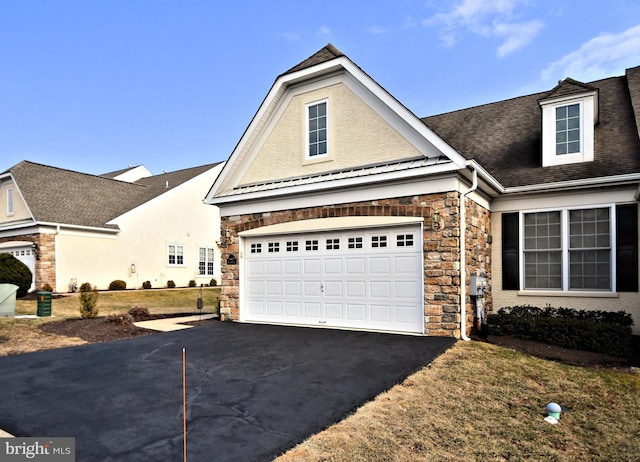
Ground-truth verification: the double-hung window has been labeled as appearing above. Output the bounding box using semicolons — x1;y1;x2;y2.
523;207;611;291
555;104;581;155
307;100;327;158
168;244;184;266
198;247;215;276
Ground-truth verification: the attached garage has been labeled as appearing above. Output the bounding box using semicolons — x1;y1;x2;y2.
240;218;424;334
0;241;36;292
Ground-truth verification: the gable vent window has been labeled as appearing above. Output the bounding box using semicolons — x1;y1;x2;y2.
556;104;580;155
307;101;327;157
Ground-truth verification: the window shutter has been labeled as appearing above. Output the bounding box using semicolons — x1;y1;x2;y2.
616;203;638;292
502;212;520;290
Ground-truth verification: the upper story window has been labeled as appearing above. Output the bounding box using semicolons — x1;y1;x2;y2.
539;90;597;167
6;188;13;215
307;100;328;158
555;104;580;155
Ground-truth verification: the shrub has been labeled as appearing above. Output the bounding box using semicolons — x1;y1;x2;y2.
487;305;633;357
79;282;99;319
209;278;217;287
0;253;33;298
142;281;152;289
128;306;150;320
104;312;134;325
167;280;176;288
188;280;196;287
108;280;127;290
41;283;53;292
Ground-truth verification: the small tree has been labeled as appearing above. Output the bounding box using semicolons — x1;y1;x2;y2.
0;253;33;297
79;282;99;319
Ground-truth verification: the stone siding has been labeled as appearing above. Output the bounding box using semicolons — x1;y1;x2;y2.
219;192;491;338
0;233;56;292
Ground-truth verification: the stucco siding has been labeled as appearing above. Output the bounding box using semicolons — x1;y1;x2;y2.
0;181;31;223
239;82;422;185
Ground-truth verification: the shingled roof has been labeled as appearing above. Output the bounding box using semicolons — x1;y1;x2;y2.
5;161;221;229
423;68;640;188
283;43;345;76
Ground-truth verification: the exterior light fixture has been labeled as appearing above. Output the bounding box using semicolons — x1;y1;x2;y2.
432;210;443;231
31;242;40;260
130;263;136;274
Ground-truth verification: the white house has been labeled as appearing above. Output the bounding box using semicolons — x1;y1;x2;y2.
0;161;224;292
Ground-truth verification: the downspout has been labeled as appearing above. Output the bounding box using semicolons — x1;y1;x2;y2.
54;225;60;293
459;167;478;341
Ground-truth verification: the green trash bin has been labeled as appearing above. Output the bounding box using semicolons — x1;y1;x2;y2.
37;291;52;317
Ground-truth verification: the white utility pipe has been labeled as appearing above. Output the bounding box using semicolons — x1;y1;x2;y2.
459;167;478;341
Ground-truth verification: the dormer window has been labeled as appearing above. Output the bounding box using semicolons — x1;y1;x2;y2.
555;103;580;155
539;82;598;168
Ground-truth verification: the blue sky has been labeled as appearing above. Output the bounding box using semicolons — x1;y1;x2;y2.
2;0;640;175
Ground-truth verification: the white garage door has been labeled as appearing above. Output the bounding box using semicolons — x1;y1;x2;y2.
1;245;36;292
243;224;424;334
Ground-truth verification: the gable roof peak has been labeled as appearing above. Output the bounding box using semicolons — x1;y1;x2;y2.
540;76;598;102
283;43;346;76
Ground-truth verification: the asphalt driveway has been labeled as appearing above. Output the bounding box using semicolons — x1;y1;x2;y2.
0;322;454;461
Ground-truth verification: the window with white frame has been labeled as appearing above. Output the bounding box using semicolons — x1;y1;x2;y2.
539;93;596;167
307;100;327;158
7;188;13;215
555;104;581;155
523;207;611;291
198;247;215;276
168;244;184;266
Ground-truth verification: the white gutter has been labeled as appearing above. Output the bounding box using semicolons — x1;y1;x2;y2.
459;167;478;341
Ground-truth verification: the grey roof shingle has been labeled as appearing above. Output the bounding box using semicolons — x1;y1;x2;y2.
5;161;221;229
283;44;345;76
423;70;640;188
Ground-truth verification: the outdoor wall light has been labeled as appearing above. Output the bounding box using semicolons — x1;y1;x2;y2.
31;242;40;260
130;263;136;274
432;210;443;231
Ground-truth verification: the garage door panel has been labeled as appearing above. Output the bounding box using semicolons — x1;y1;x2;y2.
345;258;366;274
284;260;301;275
243;224;423;334
346;304;366;321
284;280;301;296
369;256;391;274
325;303;343;319
370;304;392;322
303;259;322;275
266;280;282;296
346;281;366;297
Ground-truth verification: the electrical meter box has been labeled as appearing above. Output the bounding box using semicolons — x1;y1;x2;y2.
469;276;487;297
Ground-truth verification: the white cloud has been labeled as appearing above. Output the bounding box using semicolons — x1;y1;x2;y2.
541;24;640;83
317;26;332;37
424;0;542;57
367;25;387;35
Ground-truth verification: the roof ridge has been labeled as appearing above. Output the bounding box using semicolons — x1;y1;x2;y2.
281;43;345;76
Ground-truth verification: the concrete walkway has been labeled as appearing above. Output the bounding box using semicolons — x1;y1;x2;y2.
133;313;217;331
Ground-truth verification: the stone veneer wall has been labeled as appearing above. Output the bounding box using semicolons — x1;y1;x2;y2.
0;233;56;292
219;192;491;338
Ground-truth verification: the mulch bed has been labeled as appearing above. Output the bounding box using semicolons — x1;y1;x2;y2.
39;313;217;343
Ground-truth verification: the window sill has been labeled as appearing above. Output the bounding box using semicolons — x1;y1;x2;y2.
517;290;618;299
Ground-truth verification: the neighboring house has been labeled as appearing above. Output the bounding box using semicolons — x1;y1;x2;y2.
205;44;640;337
0;161;224;292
